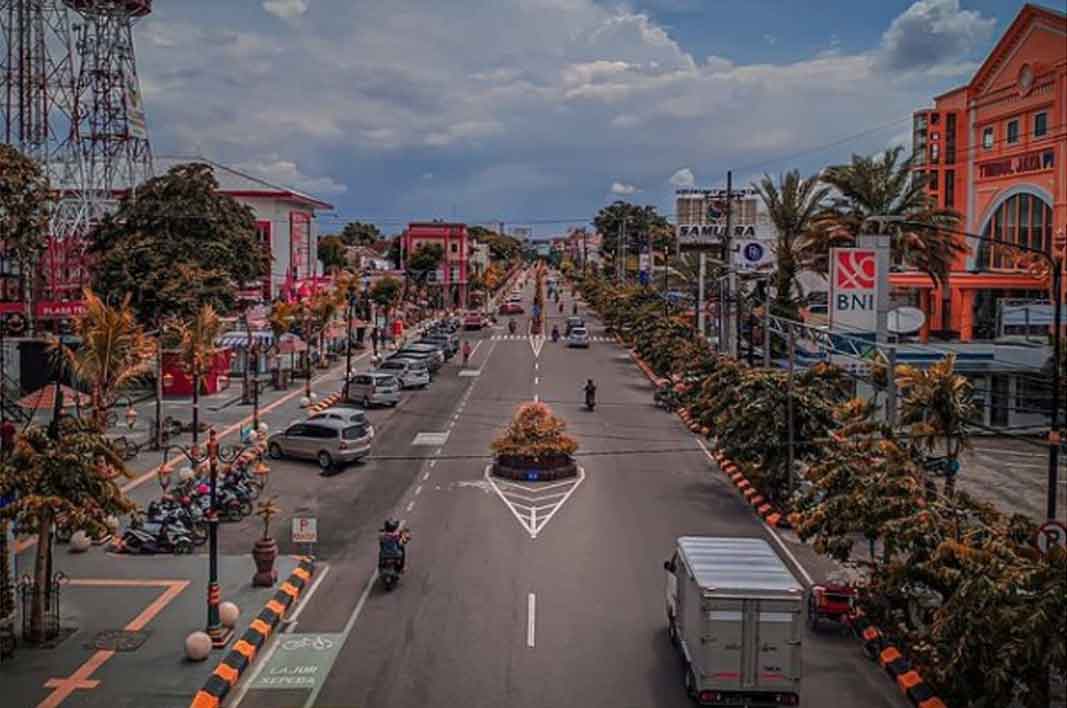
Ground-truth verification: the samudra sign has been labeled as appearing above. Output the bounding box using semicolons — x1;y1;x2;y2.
677;223;758;247
830;248;879;335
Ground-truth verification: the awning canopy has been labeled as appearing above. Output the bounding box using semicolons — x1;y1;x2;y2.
217;331;307;353
18;384;91;411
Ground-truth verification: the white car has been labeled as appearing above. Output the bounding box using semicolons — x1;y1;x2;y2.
566;327;590;348
374;359;430;389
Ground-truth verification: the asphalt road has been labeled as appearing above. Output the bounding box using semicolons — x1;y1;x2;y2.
233;272;909;708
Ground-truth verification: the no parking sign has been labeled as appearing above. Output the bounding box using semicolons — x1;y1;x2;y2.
1034;520;1067;556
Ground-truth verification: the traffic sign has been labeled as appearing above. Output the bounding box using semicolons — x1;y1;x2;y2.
291;517;318;544
1034;520;1066;556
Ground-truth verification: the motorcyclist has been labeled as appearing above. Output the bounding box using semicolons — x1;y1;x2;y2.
551;325;560;342
584;379;597;408
508;319;517;334
379;519;409;572
462;340;472;366
572;302;578;315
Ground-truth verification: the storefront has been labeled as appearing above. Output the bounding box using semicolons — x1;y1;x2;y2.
894;4;1066;342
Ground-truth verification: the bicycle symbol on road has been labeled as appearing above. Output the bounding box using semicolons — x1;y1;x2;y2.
282;635;334;651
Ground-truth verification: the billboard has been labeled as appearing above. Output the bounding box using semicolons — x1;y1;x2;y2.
830;248;878;335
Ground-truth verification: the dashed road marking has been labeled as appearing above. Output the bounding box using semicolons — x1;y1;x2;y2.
406;501;415;513
415;485;422;496
527;593;536;648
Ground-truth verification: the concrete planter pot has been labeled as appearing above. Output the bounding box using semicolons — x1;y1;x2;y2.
252;537;278;587
492;454;577;481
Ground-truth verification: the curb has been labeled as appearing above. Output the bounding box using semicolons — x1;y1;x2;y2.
849;613;948;708
307;391;343;415
190;557;315;708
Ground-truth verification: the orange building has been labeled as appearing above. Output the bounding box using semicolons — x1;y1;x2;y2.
893;3;1066;342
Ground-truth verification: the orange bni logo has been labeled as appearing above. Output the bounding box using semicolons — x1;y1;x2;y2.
835;250;876;290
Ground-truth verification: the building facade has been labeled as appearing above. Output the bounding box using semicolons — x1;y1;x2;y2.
893;4;1066;342
401;222;470;308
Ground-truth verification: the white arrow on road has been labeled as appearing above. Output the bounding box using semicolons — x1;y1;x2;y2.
483;465;585;539
528;335;545;359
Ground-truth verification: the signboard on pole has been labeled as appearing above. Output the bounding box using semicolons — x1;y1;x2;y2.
1034;520;1066;556
830;248;879;335
735;240;773;271
291;517;318;544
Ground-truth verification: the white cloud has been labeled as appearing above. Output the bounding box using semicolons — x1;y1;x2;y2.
669;168;695;187
763;34;776;46
262;0;308;20
611;182;639;195
877;0;996;73
233;156;347;196
135;0;991;219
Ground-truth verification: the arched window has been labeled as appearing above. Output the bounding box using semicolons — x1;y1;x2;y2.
977;193;1053;270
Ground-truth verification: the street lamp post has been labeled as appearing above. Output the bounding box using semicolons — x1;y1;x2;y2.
161;427;266;648
344;289;357;401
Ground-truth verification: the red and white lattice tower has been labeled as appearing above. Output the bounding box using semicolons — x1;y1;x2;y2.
0;0;152;311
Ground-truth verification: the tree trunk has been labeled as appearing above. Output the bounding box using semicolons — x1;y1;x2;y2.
30;512;53;642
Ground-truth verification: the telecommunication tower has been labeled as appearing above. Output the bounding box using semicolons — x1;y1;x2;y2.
0;0;153;309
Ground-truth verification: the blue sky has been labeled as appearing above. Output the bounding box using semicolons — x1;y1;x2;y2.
135;1;1035;237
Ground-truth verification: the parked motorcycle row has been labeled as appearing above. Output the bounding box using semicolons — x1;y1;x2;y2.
120;458;265;555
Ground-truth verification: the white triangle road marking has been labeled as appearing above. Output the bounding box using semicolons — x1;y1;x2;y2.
483;464;585;539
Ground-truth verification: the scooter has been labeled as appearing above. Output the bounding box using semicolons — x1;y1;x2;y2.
378;529;412;591
508;320;517;335
122;517;194;555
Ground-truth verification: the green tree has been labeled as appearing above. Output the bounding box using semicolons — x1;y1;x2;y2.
55;290;157;432
337;221;381;247
407;243;444;275
317;235;347;273
801;146;966;287
0;145;50;333
592;201;671;258
752;170;830;317
469;226;521;262
0;419;134;642
88;162;268;324
369;276;402;311
167;304;224;399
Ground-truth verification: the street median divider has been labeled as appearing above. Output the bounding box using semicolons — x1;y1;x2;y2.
190;557;316;708
308;391;343;415
849;612;948;708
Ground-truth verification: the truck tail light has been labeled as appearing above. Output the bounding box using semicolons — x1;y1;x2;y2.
777;694;799;705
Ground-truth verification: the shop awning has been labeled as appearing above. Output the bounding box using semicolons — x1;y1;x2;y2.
217;331;274;349
18;384;91;411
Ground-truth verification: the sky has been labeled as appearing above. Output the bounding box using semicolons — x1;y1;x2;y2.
135;0;1033;237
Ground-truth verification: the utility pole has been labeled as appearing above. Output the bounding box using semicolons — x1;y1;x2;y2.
617;217;627;283
723;171;736;358
787;330;796;498
697;253;706;341
763;280;772;368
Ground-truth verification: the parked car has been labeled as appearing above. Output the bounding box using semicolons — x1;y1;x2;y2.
374;359;430;389
463;312;484;330
499;302;524;315
566;327;590;348
346;372;401;408
393;345;443;371
420;334;458;357
565;316;585;336
267;418;372;471
308;407;375;440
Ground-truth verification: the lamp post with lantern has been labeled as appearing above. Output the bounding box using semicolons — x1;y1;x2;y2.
160;427;269;648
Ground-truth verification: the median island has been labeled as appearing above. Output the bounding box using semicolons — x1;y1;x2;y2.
490;402;578;481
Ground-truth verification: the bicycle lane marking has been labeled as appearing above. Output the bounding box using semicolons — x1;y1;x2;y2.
248;632;345;691
14;356;368;555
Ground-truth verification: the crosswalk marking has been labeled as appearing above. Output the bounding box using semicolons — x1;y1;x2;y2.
489;335;613;342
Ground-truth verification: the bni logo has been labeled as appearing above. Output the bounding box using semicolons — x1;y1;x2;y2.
835;250;876;290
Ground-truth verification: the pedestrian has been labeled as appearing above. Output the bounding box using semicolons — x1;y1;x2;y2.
371;326;379;355
462;340;472;367
0;419;14;457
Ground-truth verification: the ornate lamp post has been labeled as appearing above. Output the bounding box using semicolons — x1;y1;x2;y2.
343;288;358;401
160;427;268;648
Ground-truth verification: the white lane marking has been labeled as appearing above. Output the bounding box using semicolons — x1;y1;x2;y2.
535;362;539;371
694;438;814;587
406;501;415;512
415;485;423;496
534;376;540;385
231;563;333;707
429;459;437;468
484;464;586;539
527;593;536;648
422;471;430;481
534;393;539;403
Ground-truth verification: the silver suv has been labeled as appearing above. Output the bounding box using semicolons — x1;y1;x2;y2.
376;358;430;388
308;407;375;440
267;418;372;471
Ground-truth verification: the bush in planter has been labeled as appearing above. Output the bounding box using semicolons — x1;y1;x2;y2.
491;402;578;467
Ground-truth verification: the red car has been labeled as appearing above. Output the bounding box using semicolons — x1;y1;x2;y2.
499;302;524;315
463;313;484;330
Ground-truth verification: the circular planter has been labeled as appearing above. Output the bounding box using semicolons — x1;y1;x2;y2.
492;454;577;481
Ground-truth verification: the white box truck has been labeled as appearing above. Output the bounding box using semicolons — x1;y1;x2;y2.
663;536;804;707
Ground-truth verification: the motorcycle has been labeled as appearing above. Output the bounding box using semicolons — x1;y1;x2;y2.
378;529;411;591
146;496;208;546
584;387;597;411
508;320;517;335
551;326;560;342
122;516;195;555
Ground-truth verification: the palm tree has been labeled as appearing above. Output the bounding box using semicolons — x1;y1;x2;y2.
752;171;830;317
801;146;967;289
168;305;223;437
55;289;157;432
895;353;977;494
0;418;134;642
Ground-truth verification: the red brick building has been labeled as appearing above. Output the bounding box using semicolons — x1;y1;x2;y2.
892;3;1066;342
401;222;470;308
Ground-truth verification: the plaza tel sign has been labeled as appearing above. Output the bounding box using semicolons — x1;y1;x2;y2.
830;248;879;334
978;148;1054;180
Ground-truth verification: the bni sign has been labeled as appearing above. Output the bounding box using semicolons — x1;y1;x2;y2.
830;248;878;334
